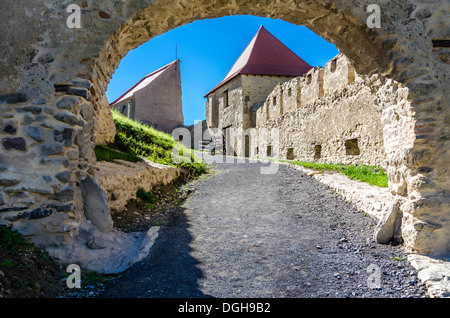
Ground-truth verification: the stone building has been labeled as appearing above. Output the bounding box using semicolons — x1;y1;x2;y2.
204;25;312;155
252;53;387;166
110;59;183;133
205;27;386;167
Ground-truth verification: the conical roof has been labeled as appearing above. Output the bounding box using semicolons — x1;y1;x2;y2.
204;26;312;97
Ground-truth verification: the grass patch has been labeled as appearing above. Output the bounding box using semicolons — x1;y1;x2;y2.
0;225;67;298
94;145;140;163
96;110;209;178
0;225;28;251
282;160;388;188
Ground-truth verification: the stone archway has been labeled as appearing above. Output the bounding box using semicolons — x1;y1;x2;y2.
0;0;448;271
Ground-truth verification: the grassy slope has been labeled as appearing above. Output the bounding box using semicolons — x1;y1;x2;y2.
95;110;208;178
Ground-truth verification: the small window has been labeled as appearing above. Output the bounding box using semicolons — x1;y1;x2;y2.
306;74;312;84
314;145;322;160
286;148;294;160
330;59;337;72
273;96;276;105
288;88;292;97
267;145;272;157
223;90;229;108
345;138;360;156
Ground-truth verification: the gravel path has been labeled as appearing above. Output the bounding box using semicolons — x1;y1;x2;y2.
99;158;428;298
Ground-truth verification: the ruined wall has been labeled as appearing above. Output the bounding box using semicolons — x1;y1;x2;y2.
206;74;296;155
0;0;447;270
96;158;179;211
254;54;386;166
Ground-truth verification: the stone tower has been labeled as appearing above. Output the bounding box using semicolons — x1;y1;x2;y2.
204;25;311;155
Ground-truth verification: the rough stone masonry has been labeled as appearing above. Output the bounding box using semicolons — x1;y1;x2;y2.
0;0;448;272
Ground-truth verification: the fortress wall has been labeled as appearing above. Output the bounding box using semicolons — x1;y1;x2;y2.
255;54;386;166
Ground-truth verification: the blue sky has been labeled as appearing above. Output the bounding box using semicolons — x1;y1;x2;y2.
106;15;339;126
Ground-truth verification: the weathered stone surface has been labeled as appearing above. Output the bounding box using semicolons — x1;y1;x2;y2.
79;102;94;122
3;124;17;134
56;97;78;110
408;254;450;298
80;175;113;232
0;177;21;187
0;93;28;104
2;137;26;151
21;208;53;220
67;87;88;98
375;200;403;244
26;126;45;142
41;143;63;156
0;192;4;206
55;171;71;183
96;158;180;211
42;175;52;183
40;157;69;167
15;106;42;114
66;150;79;160
53;128;73;146
53;112;83;126
49;186;74;202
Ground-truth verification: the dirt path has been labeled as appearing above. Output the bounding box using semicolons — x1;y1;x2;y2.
99;158;427;298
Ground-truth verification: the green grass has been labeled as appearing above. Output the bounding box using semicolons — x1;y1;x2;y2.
94;145;140;163
136;187;158;209
95;110;209;178
281;160;388;188
0;225;27;251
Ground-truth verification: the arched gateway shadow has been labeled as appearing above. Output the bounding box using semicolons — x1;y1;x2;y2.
100;210;212;298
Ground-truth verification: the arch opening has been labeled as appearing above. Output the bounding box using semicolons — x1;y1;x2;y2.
0;0;447;273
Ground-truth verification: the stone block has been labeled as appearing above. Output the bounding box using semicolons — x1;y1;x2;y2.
0;93;28;104
15;106;42;114
55;171;71;183
0;177;21;187
2;137;26;151
53;112;83;126
57;97;79;110
375;200;403;244
26;126;45;142
54;128;73;146
3;124;17;134
41;143;63;156
20;208;54;220
80;175;113;232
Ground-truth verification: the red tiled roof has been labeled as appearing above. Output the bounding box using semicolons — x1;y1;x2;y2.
110;60;179;106
204;26;312;97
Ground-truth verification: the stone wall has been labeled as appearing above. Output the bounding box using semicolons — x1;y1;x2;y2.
96;158;180;211
0;0;448;270
253;54;386;166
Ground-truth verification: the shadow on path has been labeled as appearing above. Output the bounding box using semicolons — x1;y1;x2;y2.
100;210;212;298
